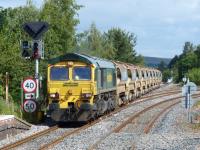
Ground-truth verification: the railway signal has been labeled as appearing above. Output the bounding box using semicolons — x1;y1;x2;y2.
32;40;44;59
22;21;49;100
23;22;49;40
21;41;31;58
21;21;49;122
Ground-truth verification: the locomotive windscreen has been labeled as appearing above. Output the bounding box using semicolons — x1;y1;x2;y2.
73;66;91;80
50;67;69;81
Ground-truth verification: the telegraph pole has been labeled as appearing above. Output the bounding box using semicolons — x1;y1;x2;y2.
5;72;8;103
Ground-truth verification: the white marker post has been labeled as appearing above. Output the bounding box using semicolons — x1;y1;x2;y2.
35;58;39;99
182;79;197;123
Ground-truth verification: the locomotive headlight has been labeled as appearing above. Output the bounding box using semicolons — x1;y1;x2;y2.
49;92;59;99
67;61;74;67
50;93;56;98
82;93;92;98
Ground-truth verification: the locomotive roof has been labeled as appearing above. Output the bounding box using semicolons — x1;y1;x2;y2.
49;53;115;69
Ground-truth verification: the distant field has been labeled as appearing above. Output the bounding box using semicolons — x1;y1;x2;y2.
144;56;171;68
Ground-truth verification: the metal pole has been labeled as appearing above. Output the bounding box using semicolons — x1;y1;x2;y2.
21;79;23;118
5;72;8;103
188;86;192;123
35;59;39;100
187;86;191;122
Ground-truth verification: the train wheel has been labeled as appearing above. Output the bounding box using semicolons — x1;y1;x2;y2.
117;97;123;106
97;99;108;115
128;93;133;102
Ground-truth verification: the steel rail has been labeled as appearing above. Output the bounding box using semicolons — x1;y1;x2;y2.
40;93;183;150
1;85;180;150
110;96;186;133
144;94;200;134
14;116;32;128
143;100;180;134
88;94;200;150
0;125;58;150
1;88;177;150
142;90;181;98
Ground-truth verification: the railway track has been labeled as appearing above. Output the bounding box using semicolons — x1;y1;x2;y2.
88;94;200;150
0;126;59;150
0;85;183;150
39;87;183;150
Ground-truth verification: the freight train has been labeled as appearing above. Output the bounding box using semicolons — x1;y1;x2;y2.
46;53;162;122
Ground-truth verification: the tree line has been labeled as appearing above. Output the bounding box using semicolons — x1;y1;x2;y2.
159;41;200;85
0;0;143;115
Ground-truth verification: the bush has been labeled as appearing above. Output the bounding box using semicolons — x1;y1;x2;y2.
0;100;12;114
187;68;200;85
162;69;171;82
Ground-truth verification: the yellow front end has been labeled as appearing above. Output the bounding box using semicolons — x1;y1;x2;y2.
47;61;97;122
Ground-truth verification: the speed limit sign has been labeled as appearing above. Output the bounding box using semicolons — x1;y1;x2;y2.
22;78;37;93
23;100;37;113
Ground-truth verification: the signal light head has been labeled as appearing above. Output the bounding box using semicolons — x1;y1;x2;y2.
32;41;40;59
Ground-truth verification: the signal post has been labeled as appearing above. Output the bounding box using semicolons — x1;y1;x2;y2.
21;22;48;123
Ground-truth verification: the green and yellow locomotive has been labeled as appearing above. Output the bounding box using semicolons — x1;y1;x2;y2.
47;53;116;122
47;53;162;122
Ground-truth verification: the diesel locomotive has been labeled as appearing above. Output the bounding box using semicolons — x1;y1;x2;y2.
47;53;162;122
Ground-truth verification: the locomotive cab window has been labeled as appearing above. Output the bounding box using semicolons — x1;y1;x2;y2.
73;66;91;80
50;67;69;81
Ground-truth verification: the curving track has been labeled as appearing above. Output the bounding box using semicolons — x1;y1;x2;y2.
1;84;191;150
89;94;200;150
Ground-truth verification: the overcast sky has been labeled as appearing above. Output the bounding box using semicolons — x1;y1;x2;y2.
1;0;200;58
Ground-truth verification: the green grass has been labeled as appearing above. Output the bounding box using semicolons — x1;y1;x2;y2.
0;99;12;114
0;99;21;117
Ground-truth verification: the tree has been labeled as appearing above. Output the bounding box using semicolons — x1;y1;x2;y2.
183;41;194;54
195;45;200;67
158;60;166;72
187;68;200;85
168;55;178;68
0;3;39;104
40;0;81;58
168;41;199;83
0;0;81;109
105;28;137;63
134;54;144;66
178;51;198;80
162;69;171;82
75;23;106;57
76;24;119;60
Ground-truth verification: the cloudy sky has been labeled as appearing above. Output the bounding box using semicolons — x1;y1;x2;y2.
1;0;200;58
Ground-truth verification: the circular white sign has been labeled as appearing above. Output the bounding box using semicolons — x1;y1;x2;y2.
22;78;37;93
23;100;37;113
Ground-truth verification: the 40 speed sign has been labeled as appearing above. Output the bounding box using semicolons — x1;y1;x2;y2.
23;100;37;113
22;78;37;93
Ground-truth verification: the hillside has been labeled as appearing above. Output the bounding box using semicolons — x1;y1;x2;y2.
144;56;171;68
